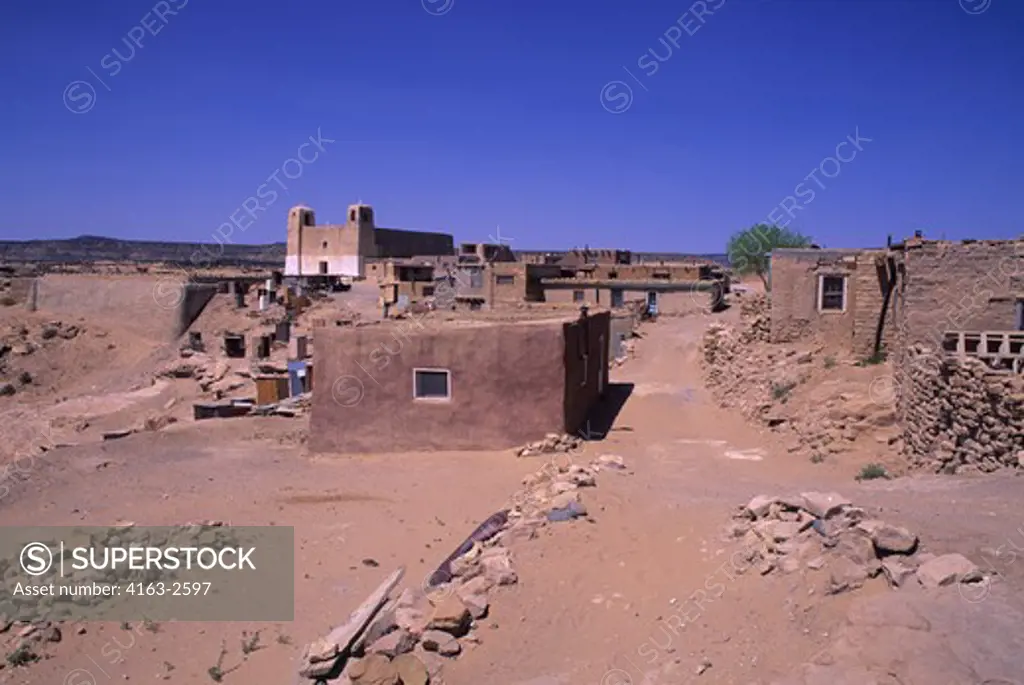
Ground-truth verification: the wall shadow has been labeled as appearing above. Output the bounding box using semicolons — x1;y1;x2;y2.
580;382;634;440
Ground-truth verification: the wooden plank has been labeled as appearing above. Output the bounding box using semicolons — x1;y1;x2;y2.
299;567;405;678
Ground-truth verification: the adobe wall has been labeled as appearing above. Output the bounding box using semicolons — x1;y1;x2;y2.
770;250;885;355
374;228;454;259
562;312;611;433
288;225;362;277
898;345;1024;473
895;240;1024;352
33;274;216;341
310;320;568;453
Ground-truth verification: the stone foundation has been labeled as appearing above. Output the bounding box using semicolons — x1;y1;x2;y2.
898;345;1024;473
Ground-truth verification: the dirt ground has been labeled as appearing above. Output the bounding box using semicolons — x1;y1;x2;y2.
1;285;1023;684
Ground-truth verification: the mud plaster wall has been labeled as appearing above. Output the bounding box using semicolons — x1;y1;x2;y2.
562;311;611;434
310;321;572;453
894;241;1024;353
770;250;886;355
34;274;213;342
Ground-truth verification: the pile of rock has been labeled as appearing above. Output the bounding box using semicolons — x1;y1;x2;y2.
728;492;986;595
515;432;582;457
300;454;628;684
157;352;249;399
899;346;1024;473
738;294;770;344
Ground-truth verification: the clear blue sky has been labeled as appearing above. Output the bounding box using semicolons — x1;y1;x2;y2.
2;0;1022;252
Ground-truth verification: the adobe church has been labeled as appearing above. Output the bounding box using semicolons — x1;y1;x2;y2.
284;203;454;279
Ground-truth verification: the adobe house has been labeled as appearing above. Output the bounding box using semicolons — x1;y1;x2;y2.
770;237;1024;360
310;311;611;453
768;247;894;357
539;262;729;314
284;203;454;279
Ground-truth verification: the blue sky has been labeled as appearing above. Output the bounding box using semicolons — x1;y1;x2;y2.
2;0;1022;252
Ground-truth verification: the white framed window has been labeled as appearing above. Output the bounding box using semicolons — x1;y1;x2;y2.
818;274;847;312
413;368;451;400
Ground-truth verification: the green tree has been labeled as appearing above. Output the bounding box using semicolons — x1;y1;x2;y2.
727;223;812;290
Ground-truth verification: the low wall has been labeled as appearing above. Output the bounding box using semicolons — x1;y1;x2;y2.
898;345;1024;473
33;274;216;341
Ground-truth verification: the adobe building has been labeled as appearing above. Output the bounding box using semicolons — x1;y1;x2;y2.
310;311;611;453
284;203;454;279
768;247;892;358
769;237;1024;360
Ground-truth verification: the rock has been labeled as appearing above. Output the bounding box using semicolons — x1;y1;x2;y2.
916;553;981;589
367;629;416;658
304;638;338;663
391;653;429;685
428;595;471;636
799;492;852;519
459;591;489;620
595;454;626;470
0;383;15;396
827;557;870;595
480;550;518;586
413;645;447;680
746;495;777;519
549;491;580;510
880;558;915;588
395;588;422;609
547;499;587;522
769;521;803;542
421;629;461;656
871;525;918;555
347;654;399;685
780;557;801;574
362;608;399;646
394;607;428;636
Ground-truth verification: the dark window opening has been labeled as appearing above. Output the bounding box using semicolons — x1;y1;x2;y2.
349;209;357;222
820;275;846;311
303;212;315;227
573;290;584;302
422;286;435;296
495;275;515;285
414;369;450;399
319;261;328;275
321;241;328;249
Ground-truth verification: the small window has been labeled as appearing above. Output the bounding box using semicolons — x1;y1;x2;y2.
422;286;435;296
495;275;515;285
319;261;328;275
573;290;584;303
413;369;450;400
349;209;357;222
819;275;846;311
321;241;328;249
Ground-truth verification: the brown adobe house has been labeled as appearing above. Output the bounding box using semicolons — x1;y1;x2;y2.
310;310;611;453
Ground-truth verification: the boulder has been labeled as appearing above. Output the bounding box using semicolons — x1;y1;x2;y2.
916;554;981;589
799;492;852;519
871;525;918;555
746;495;777;519
367;629;417;658
880;558;915;588
427;595;471;636
346;654;399;685
391;653;429;685
421;629;461;656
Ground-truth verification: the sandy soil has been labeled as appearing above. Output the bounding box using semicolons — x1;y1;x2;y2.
0;284;1022;684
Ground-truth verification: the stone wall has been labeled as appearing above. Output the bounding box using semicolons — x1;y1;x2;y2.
898;345;1024;473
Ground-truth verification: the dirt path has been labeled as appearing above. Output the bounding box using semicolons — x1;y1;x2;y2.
1;310;1023;684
